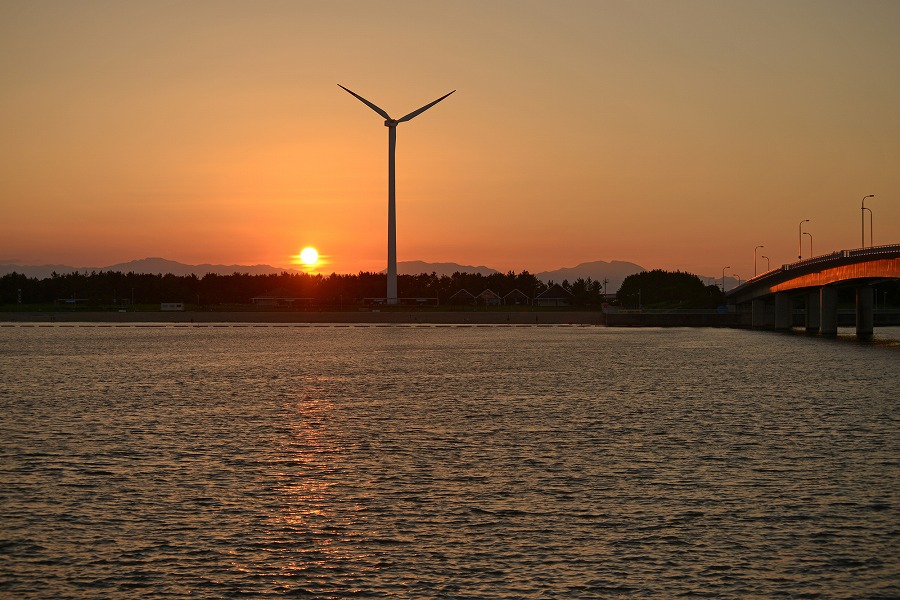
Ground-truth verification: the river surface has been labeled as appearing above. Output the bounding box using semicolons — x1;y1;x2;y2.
1;324;898;598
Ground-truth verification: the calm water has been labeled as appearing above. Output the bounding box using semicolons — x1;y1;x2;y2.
1;324;898;598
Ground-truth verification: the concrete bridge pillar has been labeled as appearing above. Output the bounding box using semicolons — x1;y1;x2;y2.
774;292;792;330
856;285;874;337
819;286;838;336
805;291;820;332
751;299;769;328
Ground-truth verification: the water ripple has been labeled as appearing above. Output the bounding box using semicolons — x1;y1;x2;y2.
1;326;898;598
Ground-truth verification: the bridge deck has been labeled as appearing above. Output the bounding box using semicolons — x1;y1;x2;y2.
728;244;900;304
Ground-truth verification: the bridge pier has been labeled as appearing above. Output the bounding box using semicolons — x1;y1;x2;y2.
805;291;820;332
856;285;874;337
751;299;770;328
726;246;898;338
774;292;792;330
819;286;838;335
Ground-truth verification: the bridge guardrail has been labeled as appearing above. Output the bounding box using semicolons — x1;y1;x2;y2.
844;244;900;258
730;243;900;295
784;251;843;271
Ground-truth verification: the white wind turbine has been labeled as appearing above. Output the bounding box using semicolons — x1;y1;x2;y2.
339;84;455;305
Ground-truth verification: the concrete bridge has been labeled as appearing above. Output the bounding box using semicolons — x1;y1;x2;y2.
726;244;900;337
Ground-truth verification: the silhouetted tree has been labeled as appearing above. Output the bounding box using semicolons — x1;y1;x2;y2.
616;270;724;308
0;268;569;308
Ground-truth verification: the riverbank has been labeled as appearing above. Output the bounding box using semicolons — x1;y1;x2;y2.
0;309;607;325
0;308;753;326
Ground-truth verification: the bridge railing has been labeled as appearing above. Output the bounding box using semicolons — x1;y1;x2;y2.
743;267;780;285
730;243;900;294
844;244;900;258
737;257;828;289
783;251;843;271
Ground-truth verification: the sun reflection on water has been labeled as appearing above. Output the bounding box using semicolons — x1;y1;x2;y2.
241;393;376;591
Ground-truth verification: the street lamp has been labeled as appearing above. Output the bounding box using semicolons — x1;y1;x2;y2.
798;219;809;259
722;266;730;292
804;231;813;258
754;245;764;276
861;194;874;248
863;206;874;248
761;255;771;271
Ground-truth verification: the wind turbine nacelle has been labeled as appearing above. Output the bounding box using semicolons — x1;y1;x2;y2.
384;119;399;127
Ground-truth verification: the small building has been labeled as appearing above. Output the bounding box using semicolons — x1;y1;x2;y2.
364;297;438;306
476;289;501;306
447;289;476;306
503;289;530;306
250;296;314;307
161;302;185;311
400;297;439;306
55;298;89;306
534;284;575;307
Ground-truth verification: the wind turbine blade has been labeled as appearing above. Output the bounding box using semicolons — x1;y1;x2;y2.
338;84;392;120
397;90;456;123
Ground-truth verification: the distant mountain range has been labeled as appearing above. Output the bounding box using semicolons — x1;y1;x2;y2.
0;256;666;289
1;257;743;291
394;260;498;277
397;260;644;292
535;260;646;293
0;258;302;279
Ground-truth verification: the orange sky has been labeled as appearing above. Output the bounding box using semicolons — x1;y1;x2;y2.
2;1;898;279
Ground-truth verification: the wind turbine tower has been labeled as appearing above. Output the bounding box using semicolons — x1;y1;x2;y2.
339;84;455;305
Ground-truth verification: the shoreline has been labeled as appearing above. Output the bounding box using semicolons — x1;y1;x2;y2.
0;310;606;325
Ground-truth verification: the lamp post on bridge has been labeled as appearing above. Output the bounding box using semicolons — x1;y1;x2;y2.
798;219;809;259
722;266;730;292
804;231;813;258
861;194;874;248
754;245;764;277
863;206;874;248
761;255;770;271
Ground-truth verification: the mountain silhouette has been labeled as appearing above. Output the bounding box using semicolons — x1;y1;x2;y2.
0;258;302;279
394;261;499;277
536;260;646;293
2;257;656;289
102;258;299;277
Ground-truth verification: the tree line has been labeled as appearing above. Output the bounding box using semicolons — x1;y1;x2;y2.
616;269;725;308
0;270;546;308
1;268;734;309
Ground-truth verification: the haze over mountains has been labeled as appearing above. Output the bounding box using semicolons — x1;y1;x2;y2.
1;257;736;291
0;258;292;280
2;256;648;285
397;260;650;292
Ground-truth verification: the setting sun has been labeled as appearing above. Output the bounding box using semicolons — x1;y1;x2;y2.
299;247;319;266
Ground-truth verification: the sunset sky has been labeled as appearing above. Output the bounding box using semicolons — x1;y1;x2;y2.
2;1;898;279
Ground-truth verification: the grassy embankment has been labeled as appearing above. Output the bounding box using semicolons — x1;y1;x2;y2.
0;304;606;325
